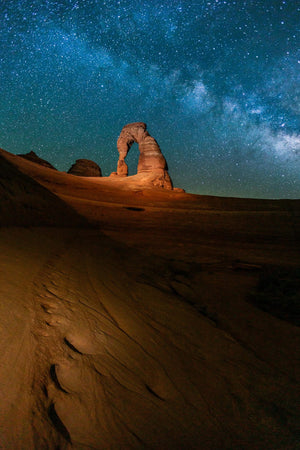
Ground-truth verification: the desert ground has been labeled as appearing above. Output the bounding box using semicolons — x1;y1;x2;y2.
0;148;299;449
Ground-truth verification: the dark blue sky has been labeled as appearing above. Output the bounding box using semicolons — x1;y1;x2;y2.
0;0;299;198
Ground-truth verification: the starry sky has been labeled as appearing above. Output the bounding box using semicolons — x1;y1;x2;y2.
0;0;299;198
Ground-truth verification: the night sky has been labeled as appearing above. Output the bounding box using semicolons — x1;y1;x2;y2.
0;1;299;198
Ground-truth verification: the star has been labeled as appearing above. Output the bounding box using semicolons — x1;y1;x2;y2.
0;0;299;198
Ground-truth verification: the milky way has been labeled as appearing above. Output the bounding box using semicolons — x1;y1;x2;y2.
0;0;299;197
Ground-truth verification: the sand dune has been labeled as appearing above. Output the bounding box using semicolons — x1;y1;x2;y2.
0;149;299;448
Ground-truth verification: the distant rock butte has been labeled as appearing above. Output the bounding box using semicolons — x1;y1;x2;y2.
114;122;173;190
68;159;102;177
18;151;57;170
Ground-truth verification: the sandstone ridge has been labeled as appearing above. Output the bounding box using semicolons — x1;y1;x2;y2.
18;151;57;170
114;122;173;189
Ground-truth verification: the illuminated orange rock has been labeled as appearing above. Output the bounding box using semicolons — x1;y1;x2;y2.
68;159;102;177
115;122;173;189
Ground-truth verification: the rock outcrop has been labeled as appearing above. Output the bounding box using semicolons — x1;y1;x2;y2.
68;159;102;177
18;151;57;170
115;122;173;189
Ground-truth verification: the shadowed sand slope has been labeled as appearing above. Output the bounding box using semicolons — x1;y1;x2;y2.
0;153;87;227
0;228;299;449
0;149;299;449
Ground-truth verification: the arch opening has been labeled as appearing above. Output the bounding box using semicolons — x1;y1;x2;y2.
124;142;139;176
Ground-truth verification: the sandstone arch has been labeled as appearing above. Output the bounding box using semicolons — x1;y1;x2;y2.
115;122;173;189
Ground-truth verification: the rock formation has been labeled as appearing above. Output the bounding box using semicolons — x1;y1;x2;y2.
18;151;57;170
68;159;102;177
115;122;173;189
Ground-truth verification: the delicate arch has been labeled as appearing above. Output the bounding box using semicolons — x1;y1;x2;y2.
116;122;168;176
113;122;173;189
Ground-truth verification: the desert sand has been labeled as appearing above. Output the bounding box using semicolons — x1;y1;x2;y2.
0;147;299;449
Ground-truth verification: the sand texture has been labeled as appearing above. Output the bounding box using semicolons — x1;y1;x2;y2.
0;148;299;449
